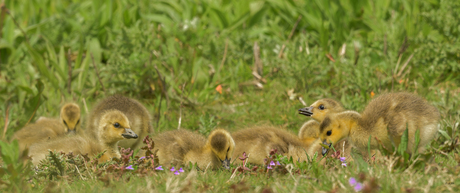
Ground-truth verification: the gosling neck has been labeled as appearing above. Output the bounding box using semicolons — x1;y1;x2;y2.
99;136;122;158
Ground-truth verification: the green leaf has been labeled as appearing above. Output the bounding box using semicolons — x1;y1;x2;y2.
398;126;409;155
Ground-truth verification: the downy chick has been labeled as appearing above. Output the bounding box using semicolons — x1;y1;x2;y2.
86;95;152;150
154;129;235;170
29;110;138;165
297;99;351;159
298;99;345;146
232;126;310;165
298;98;345;123
319;92;440;156
12;103;81;153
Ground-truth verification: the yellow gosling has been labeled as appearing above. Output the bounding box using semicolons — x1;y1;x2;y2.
29;110;138;165
86;95;152;150
318;92;440;156
154;129;235;170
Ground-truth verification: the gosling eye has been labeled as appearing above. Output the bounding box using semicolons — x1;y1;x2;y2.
63;120;68;126
326;130;332;136
76;120;80;125
319;105;325;110
227;147;230;152
113;122;120;128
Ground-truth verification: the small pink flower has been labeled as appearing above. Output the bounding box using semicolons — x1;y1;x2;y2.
349;177;357;186
170;167;175;172
340;157;346;162
179;168;184;173
267;166;273;170
174;171;180;175
342;162;347;167
125;165;134;170
270;161;275;166
155;166;163;170
354;183;363;192
276;161;280;165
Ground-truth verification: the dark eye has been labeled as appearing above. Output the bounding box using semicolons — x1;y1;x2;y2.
114;123;120;128
326;130;332;136
227;147;230;152
319;105;325;110
63;120;68;126
76;120;80;125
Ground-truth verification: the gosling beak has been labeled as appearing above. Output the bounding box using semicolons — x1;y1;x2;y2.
322;141;332;156
221;157;231;170
67;129;76;135
298;106;313;117
122;128;138;139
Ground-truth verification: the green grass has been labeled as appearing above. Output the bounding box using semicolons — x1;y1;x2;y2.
1;0;460;192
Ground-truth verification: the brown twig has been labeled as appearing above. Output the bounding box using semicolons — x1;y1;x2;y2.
278;15;302;58
90;54;106;93
253;42;263;76
2;103;10;139
219;39;229;72
397;36;409;58
67;49;72;95
397;54;414;77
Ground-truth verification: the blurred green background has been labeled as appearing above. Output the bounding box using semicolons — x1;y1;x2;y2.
0;0;459;137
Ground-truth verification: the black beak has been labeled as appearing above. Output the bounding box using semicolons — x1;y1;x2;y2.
122;128;138;139
322;141;332;156
298;106;313;117
67;129;76;135
221;157;231;170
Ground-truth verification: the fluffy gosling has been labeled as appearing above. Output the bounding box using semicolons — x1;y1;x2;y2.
86;95;152;150
12;103;81;153
153;129;235;170
232;126;310;165
319;92;440;156
29;110;138;165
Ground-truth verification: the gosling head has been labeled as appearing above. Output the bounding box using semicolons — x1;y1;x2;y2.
207;129;235;170
298;99;344;122
318;111;360;156
98;110;138;144
60;103;81;134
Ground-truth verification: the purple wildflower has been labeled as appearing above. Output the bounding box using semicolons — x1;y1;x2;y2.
155;166;164;170
179;168;184;173
170;167;175;172
139;156;146;160
354;183;363;192
276;161;280;165
125;165;134;170
342;162;347;167
267;165;273;170
340;157;346;162
270;161;275;166
174;171;180;175
349;177;357;186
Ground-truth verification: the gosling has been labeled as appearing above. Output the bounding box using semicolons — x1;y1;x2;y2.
12;103;81;153
232;126;310;165
298;98;345;122
29;110;138;165
86;95;152;150
153;129;235;170
319;92;440;156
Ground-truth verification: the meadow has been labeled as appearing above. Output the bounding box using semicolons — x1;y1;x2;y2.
0;0;460;192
